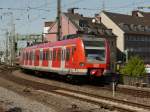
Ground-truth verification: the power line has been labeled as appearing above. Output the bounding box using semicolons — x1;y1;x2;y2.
0;7;50;12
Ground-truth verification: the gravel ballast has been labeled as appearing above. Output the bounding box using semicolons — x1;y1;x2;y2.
0;87;56;112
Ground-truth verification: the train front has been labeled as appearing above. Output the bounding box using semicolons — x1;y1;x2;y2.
82;35;110;77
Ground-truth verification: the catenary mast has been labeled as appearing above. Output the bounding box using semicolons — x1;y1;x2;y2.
57;0;62;41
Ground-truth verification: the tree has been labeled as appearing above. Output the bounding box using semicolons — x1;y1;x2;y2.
120;56;146;77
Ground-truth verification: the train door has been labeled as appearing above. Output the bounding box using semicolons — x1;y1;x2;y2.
61;46;65;73
34;49;40;66
65;46;76;73
49;48;53;70
52;48;61;68
65;47;72;68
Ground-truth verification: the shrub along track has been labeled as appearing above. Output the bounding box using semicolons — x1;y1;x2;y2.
0;66;149;112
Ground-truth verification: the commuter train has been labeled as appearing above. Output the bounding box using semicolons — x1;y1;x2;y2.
19;34;111;79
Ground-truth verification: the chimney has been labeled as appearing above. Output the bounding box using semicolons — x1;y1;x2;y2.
95;14;101;23
132;10;139;17
68;8;78;14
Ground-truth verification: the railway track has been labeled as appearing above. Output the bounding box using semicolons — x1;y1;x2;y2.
0;66;149;112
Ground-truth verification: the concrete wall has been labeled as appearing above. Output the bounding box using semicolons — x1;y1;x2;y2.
100;12;125;52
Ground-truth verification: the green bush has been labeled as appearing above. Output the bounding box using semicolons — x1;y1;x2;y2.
120;56;146;77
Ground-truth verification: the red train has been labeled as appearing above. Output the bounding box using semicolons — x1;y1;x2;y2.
19;34;110;79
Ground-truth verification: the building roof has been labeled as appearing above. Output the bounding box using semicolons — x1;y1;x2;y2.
103;11;150;35
44;21;55;27
139;11;150;19
63;12;115;37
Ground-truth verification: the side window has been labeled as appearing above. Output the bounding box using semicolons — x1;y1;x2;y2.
23;52;25;60
40;51;43;60
46;50;49;60
64;50;66;60
66;48;70;61
43;51;45;60
57;49;61;61
49;50;52;60
61;50;64;60
53;49;56;60
31;51;34;61
29;52;31;60
26;52;28;60
72;46;76;55
30;51;32;61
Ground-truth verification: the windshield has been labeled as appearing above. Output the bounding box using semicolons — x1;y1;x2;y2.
85;48;105;63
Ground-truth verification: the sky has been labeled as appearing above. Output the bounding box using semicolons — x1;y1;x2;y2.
0;0;150;49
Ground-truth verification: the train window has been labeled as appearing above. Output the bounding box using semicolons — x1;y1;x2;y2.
61;50;64;60
51;51;53;60
27;52;29;60
83;41;105;47
32;51;34;61
24;52;26;60
43;52;44;60
85;49;105;62
31;51;34;60
28;52;30;60
29;52;31;60
57;49;61;61
30;51;32;60
53;50;56;60
31;51;33;60
40;51;43;60
46;50;49;60
43;51;46;60
66;48;70;61
23;53;25;60
49;50;52;60
64;50;66;60
72;46;76;55
26;52;28;60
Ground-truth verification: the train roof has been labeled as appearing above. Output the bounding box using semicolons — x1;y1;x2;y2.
23;38;80;51
23;34;106;51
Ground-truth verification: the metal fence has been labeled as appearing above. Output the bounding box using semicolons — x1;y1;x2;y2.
120;74;150;87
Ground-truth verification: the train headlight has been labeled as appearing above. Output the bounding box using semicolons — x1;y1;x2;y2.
79;62;85;67
90;69;97;75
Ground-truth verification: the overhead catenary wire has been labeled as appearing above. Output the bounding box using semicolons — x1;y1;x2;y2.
1;0;149;35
